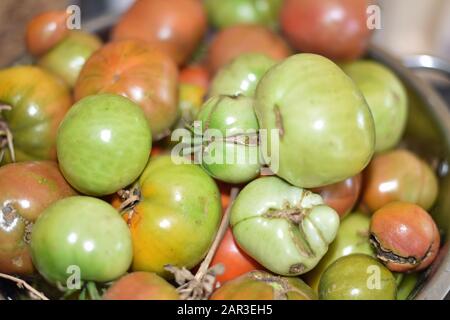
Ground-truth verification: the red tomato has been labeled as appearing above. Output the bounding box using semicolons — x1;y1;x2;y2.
179;65;210;91
211;228;261;285
280;0;372;61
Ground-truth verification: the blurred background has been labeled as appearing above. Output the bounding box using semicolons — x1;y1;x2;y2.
0;0;449;66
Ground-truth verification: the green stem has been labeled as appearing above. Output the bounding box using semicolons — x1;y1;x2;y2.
86;281;101;300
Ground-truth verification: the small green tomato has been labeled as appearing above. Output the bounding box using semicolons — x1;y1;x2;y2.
230;176;340;276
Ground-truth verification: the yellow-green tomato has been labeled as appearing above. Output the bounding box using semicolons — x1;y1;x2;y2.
319;254;397;300
342;60;408;152
124;156;222;278
57;94;151;196
30;196;132;285
38;31;102;88
304;211;374;292
231;176;340;276
255;54;375;188
196;95;261;184
209;53;276;97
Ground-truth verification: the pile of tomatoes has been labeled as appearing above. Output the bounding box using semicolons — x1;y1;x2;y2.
0;0;443;300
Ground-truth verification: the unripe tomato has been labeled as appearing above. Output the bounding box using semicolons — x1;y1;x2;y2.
0;66;71;164
123;156;221;277
25;10;69;56
38;31;102;88
281;0;372;61
103;272;179;300
207;25;291;74
210;270;317;300
75;40;178;141
112;0;207;65
30;196;133;285
209;53;276;97
57;94;152;196
370;202;440;272
205;0;284;30
255;54;375;188
362;149;438;212
319;254;397;300
311;174;362;219
342;60;408;152
211;229;261;285
231;177;340;276
0;161;76;275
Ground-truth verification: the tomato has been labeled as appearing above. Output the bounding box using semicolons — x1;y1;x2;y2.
179;65;210;90
0;161;76;275
57;94;151;196
230;177;340;276
177;84;205;127
211;229;261;285
205;0;284;30
30;196;132;285
210;270;317;300
25;10;69;56
38;31;102;88
112;0;207;65
255;54;375;188
74;40;178;141
121;155;221;278
362;149;438;212
0;66;71;164
280;0;372;61
311;173;362;219
207;25;291;74
103;272;179;300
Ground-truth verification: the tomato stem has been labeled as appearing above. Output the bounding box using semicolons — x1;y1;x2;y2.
0;272;49;300
0;104;15;163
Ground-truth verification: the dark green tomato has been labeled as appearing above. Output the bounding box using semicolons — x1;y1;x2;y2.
342;60;408;152
255;54;375;188
196;95;261;184
30;196;132;285
397;273;419;300
319;254;397;300
209;53;276;97
304;211;373;292
205;0;283;29
38;31;102;88
0;66;71;164
231;177;340;275
57;94;151;196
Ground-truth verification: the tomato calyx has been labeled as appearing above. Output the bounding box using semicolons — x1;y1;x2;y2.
0;105;15;163
117;183;141;224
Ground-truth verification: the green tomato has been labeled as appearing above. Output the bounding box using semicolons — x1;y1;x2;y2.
57;94;151;196
38;31;102;88
30;196;132;285
230;176;340;276
319;254;397;300
196;95;261;184
397;273;419;300
304;212;374;292
255;54;375;188
209;53;277;97
342;60;408;152
205;0;283;29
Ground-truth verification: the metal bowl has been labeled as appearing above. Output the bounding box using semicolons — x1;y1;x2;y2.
2;15;450;300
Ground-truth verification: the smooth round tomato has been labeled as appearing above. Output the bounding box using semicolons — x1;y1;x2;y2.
103;272;179;300
30;196;133;285
38;31;102;88
281;0;372;61
255;54;375;188
25;10;69;56
74;40;178;141
311;173;362;219
0;161;76;275
207;24;291;74
57;94;151;196
210;270;317;300
0;66;71;164
211;228;261;285
122;155;221;278
112;0;207;65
